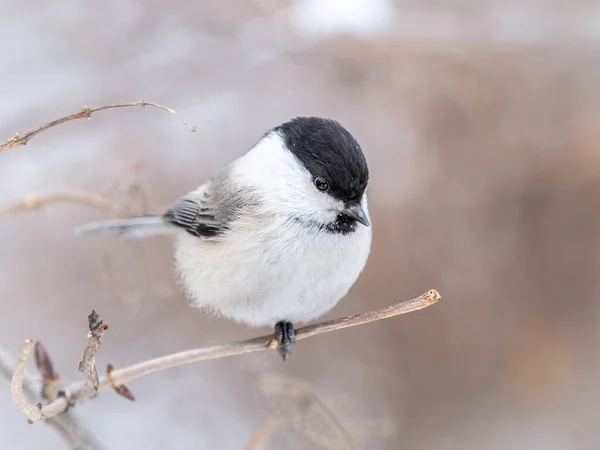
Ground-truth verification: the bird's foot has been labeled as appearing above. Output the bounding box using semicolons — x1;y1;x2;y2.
274;321;295;361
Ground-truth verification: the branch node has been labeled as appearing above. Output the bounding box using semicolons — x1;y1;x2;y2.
106;364;136;401
34;341;61;401
56;389;75;411
28;404;44;424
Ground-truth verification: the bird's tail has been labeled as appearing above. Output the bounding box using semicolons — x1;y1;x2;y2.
74;216;178;239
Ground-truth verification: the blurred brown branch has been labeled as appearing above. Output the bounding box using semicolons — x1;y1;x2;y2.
0;191;117;220
0;101;196;152
247;381;355;450
252;374;396;449
246;391;315;450
8;290;440;424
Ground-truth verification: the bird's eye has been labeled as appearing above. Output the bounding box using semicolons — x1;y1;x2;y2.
315;177;330;192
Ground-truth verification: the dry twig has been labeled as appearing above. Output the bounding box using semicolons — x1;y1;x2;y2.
77;311;108;399
10;310;110;424
0;101;196;152
247;377;357;450
249;374;385;450
9;290;440;424
11;340;47;423
246;392;314;450
0;191;117;220
1;345;106;449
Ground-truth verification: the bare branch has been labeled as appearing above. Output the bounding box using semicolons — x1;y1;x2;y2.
8;290;440;424
254;374;394;448
246;392;312;450
102;290;440;390
10;310;109;424
78;311;108;399
11;340;72;423
0;191;116;220
0;101;196;152
11;340;44;423
1;346;106;449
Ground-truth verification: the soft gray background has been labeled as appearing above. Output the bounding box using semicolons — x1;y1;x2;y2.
1;0;599;449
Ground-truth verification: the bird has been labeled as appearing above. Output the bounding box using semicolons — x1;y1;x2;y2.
75;116;372;360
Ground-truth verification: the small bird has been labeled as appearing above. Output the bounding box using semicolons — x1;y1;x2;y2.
76;117;372;360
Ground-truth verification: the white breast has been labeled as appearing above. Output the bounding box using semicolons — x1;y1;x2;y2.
174;213;371;327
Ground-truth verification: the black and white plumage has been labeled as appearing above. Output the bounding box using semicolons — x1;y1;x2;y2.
76;117;372;359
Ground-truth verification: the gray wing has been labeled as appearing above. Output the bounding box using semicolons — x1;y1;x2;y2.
163;182;230;239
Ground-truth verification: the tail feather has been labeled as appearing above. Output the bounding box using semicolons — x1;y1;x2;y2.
74;216;178;238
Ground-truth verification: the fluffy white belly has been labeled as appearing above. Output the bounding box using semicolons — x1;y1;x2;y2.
173;218;371;327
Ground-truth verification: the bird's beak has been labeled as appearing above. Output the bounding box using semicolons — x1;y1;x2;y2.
343;203;370;227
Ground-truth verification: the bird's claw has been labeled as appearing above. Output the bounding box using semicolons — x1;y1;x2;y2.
274;321;295;361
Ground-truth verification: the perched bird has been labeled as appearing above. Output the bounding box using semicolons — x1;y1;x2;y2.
76;117;372;360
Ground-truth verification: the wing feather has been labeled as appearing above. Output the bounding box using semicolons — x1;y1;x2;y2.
163;183;229;238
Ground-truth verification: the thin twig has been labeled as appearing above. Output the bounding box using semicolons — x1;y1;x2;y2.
253;374;361;450
10;310;109;424
0;101;196;152
10;290;440;424
247;375;355;450
0;346;106;449
101;290;440;388
0;191;116;220
11;340;45;423
11;342;70;424
77;311;108;399
246;393;312;450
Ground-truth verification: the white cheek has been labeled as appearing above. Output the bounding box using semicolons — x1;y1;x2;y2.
306;189;343;220
231;132;344;219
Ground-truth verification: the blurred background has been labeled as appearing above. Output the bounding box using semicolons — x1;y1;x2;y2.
1;0;599;448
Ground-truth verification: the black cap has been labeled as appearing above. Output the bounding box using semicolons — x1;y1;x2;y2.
274;117;369;205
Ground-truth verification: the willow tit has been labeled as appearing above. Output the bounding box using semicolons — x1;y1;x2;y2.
76;117;372;360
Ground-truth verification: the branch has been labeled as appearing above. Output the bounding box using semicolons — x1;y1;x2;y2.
9;290;440;424
0;346;106;449
0;101;196;152
11;340;45;423
77;311;108;399
11;311;109;424
247;375;356;450
100;290;440;388
246;392;313;450
0;191;117;220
